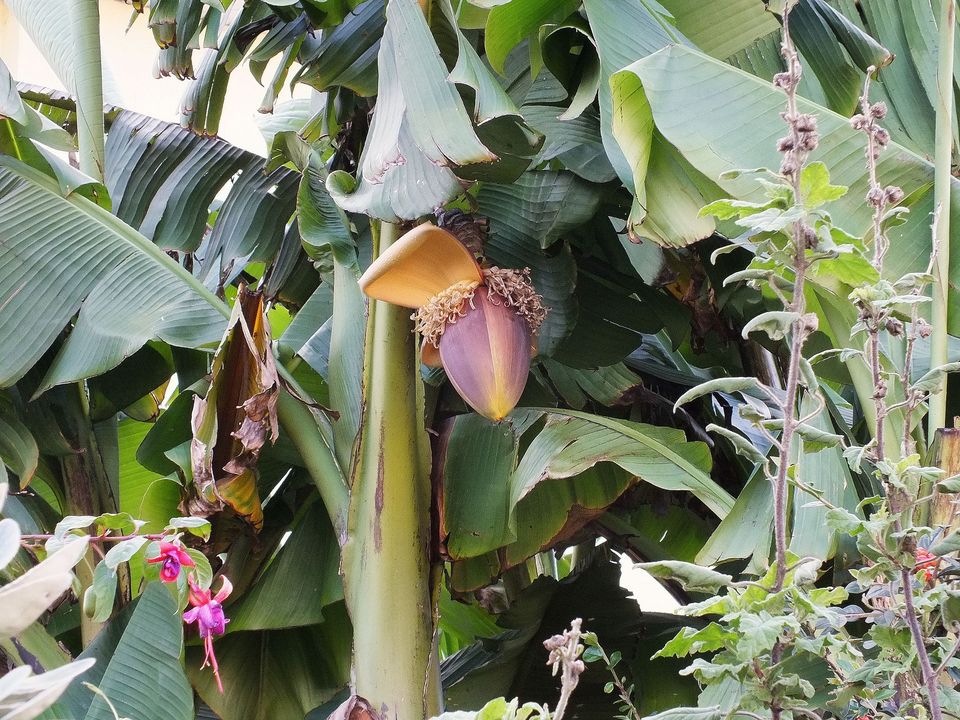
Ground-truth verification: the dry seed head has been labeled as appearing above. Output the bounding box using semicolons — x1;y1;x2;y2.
867;186;886;208
482;267;547;334
414;280;481;347
884;186;904;205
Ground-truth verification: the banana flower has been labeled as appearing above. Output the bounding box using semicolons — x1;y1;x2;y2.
359;223;545;421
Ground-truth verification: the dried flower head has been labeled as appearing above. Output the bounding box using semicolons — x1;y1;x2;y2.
414;280;480;348
883;186;904;205
543;618;587;720
482;267;546;334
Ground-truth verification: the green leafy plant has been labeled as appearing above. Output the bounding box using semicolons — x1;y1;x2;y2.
0;481;96;719
645;6;960;720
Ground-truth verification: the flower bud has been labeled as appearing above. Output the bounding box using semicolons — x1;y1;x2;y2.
883;185;904;205
439;288;531;421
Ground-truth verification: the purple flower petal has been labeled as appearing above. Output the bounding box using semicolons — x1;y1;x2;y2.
439;287;531;421
159;557;181;583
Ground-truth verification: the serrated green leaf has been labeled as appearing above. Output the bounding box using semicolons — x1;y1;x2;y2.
800;161;848;208
655;623;737;659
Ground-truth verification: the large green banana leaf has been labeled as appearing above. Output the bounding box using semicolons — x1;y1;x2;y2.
0;156;227;391
440;410;734;591
51;583;193;720
610;44;960;335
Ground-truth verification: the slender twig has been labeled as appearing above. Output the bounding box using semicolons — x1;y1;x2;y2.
901;227;941;457
20;532;165;544
852;65;945;720
765;13;824;720
791;708;826;720
789;478;839;511
589;644;641;720
900;567;944;720
771;5;817;594
797;393;827;425
851;71;903;464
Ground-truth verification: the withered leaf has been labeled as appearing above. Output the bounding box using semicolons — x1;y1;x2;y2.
189;286;279;531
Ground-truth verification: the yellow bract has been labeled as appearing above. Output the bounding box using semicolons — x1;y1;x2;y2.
359;223;482;308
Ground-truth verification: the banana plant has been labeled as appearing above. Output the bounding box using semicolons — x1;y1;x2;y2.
8;0;948;719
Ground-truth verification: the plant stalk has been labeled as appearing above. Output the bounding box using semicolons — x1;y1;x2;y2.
342;221;437;720
276;390;349;540
772;7;810;593
901;567;944;720
54;384;115;645
929;0;956;435
70;0;105;181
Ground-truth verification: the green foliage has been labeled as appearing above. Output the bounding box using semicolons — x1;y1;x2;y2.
0;484;97;719
6;1;960;719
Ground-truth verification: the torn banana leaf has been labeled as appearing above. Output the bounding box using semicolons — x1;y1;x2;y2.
189;287;279;531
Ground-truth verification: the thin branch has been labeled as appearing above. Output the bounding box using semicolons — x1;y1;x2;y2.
789;478;839;511
901;567;944;720
19;532;165;547
771;4;817;594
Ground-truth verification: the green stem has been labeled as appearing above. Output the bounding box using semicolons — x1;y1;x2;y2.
70;0;105;180
276;389;349;540
342;221;437;719
929;0;956;435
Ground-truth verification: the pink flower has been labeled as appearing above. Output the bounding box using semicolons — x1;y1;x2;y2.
438;287;532;421
147;541;195;583
184;576;232;693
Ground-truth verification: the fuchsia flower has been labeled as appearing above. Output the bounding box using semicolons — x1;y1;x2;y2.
184;576;232;693
147;541;195;583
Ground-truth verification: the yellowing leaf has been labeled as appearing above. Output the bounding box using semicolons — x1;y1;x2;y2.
189;287;279;532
